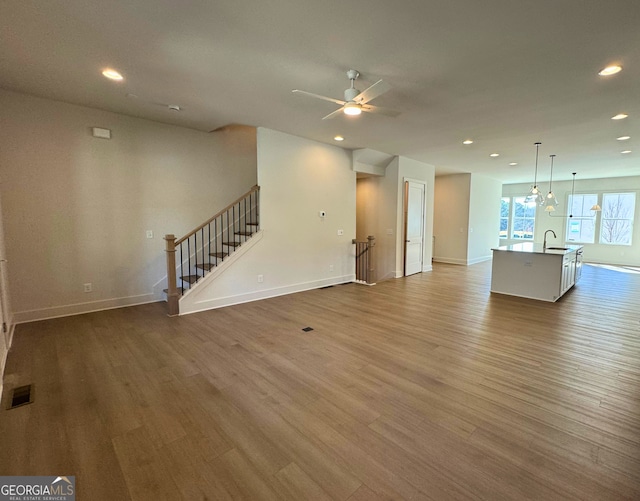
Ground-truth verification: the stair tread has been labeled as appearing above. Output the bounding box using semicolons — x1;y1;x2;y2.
223;241;241;247
163;287;185;294
196;263;216;271
235;231;253;236
209;252;228;258
246;222;259;226
180;275;200;284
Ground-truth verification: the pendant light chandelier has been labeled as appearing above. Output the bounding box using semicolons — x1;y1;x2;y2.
525;142;544;205
543;154;559;212
548;171;602;218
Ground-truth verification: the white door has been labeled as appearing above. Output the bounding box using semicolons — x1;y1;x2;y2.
404;180;425;276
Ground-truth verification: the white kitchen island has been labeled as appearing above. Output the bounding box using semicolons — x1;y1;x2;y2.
491;243;583;302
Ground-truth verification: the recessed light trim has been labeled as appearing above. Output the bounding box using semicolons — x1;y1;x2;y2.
598;65;622;76
102;68;123;81
612;113;628;120
621;150;632;154
462;139;473;145
617;136;631;141
509;162;518;166
333;135;344;141
490;153;500;157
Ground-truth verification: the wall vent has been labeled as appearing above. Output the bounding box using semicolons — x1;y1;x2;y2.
302;327;314;332
8;384;34;409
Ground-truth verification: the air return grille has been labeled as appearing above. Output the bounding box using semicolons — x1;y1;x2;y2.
8;384;33;409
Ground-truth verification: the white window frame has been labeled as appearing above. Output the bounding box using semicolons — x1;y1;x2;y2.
599;192;636;246
510;196;536;240
499;197;510;239
565;193;598;244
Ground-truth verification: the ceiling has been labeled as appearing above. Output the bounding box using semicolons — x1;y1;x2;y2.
2;0;639;183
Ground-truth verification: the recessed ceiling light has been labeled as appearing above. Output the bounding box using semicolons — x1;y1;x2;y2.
621;150;632;154
509;162;518;166
462;139;473;145
102;68;123;81
617;136;630;141
334;135;344;141
598;65;622;76
611;113;628;120
490;153;499;157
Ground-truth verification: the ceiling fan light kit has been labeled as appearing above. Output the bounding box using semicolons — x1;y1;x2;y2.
343;102;362;115
292;69;399;120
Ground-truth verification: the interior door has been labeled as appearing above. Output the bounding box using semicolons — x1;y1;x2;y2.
404;180;425;276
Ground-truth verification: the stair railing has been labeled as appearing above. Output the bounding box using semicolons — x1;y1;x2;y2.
352;235;376;285
165;185;260;316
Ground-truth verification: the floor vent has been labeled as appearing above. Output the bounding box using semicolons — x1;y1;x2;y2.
9;384;34;409
302;327;314;332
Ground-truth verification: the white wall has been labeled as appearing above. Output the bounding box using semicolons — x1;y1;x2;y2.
502;175;640;266
179;128;356;314
433;174;471;264
0;90;257;322
434;173;501;265
468;175;502;264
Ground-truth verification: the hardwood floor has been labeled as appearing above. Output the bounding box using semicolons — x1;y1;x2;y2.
1;261;639;500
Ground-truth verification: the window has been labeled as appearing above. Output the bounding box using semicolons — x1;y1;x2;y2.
511;196;536;239
500;197;509;239
566;194;598;243
600;192;635;245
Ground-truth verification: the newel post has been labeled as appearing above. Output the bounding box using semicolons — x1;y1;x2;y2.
367;235;376;284
165;234;179;316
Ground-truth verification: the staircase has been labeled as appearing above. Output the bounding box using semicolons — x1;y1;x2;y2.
165;185;260;315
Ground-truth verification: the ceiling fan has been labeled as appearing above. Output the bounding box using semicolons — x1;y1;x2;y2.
292;69;400;120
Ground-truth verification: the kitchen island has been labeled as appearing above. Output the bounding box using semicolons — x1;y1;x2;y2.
491;242;583;302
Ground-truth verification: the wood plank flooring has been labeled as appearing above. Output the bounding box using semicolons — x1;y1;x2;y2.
1;261;639;500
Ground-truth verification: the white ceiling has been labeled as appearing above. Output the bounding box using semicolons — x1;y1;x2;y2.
2;0;639;183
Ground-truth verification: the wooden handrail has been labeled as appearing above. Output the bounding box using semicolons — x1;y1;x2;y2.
352;235;376;284
175;185;260;245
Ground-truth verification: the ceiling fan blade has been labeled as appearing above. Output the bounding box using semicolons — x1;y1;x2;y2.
361;103;401;117
353;79;391;104
292;89;346;106
321;107;346;120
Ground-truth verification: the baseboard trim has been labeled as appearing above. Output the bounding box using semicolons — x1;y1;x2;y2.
432;256;492;266
179;274;355;316
432;257;467;265
13;293;164;324
468;255;492;265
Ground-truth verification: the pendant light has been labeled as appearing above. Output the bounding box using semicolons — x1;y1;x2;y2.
548;171;603;218
525;142;544;205
543;154;559;212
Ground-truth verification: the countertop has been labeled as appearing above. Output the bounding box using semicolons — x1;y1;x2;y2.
492;242;583;255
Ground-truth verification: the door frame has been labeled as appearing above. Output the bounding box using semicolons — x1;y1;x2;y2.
403;178;426;276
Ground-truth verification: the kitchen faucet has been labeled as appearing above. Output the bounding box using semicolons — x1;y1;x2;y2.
543;229;557;250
